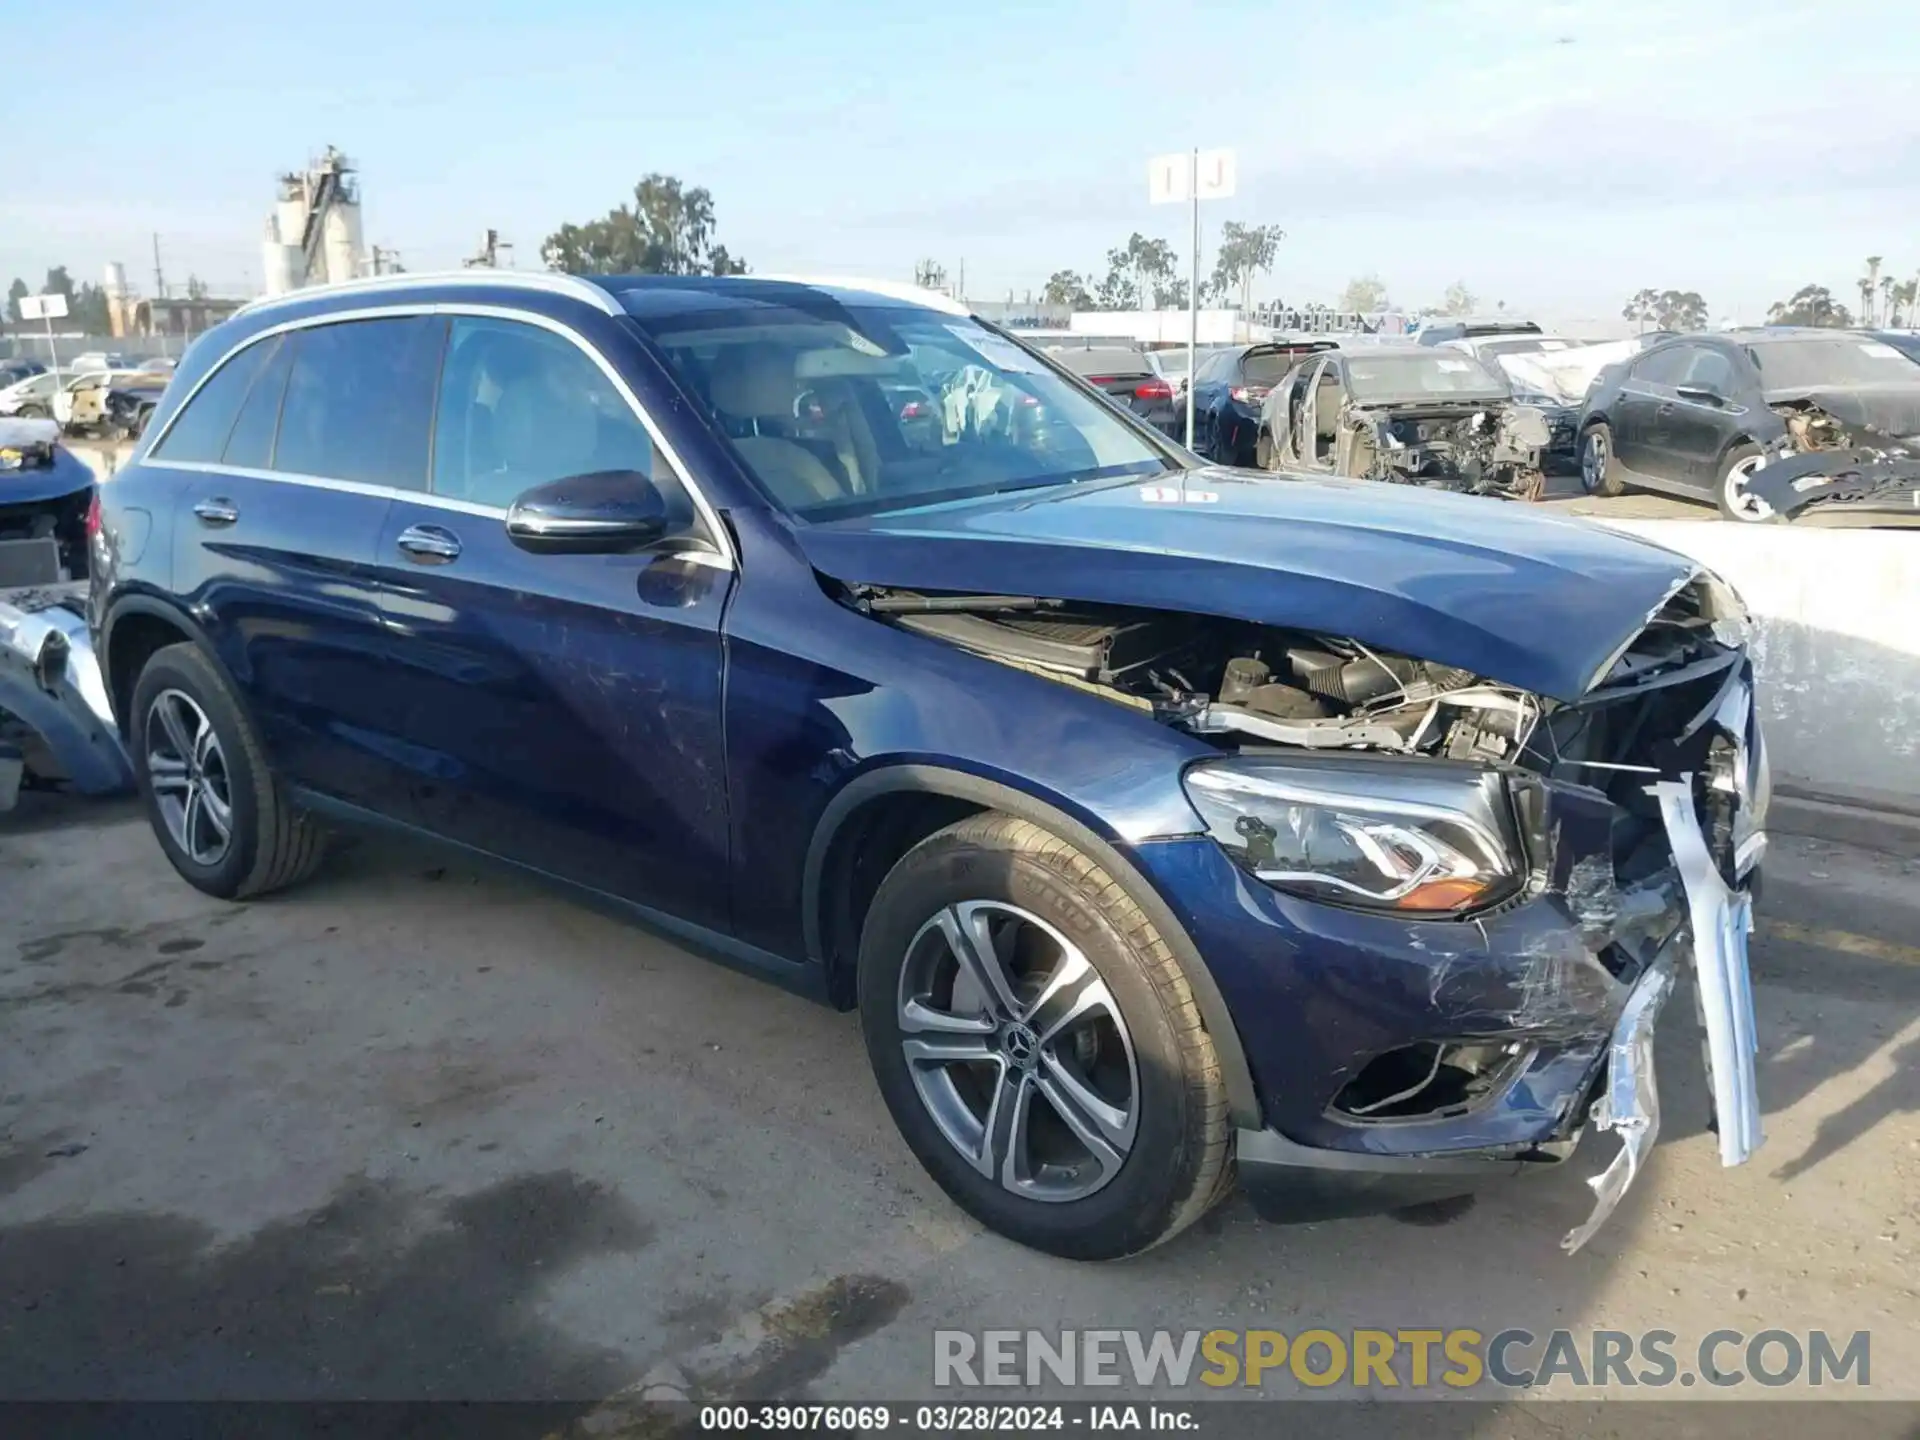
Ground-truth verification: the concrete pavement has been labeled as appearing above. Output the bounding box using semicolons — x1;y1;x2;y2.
2;793;1916;1423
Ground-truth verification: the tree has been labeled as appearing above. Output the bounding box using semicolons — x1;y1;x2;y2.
540;174;745;275
1440;280;1478;316
1208;222;1285;311
1098;233;1177;310
1338;275;1389;313
1623;287;1709;332
1893;278;1919;328
186;274;210;300
1860;256;1883;327
5;278;25;322
1041;270;1093;308
43;266;75;301
1767;284;1852;328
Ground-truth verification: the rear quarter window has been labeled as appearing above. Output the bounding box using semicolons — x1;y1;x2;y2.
149;338;275;463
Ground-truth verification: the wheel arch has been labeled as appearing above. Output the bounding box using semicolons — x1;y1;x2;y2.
803;764;1262;1127
100;594;229;740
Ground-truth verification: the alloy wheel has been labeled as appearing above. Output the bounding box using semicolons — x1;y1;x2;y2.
1581;430;1608;492
1721;454;1775;521
145;688;235;866
896;900;1139;1203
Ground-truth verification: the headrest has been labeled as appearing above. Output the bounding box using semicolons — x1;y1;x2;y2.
709;347;796;419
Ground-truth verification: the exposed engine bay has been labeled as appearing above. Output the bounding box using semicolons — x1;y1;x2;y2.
1748;398;1920;524
1353;402;1554;500
858;576;1750;880
0;419;93;585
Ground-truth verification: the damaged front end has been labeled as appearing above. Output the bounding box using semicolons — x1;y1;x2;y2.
1742;399;1920;524
849;567;1765;1250
1348;400;1552;501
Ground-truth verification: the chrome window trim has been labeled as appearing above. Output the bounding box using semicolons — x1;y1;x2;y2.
235;269;621;320
141;299;736;570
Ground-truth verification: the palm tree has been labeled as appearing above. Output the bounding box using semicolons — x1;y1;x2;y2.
1880;275;1896;329
1861;256;1884;325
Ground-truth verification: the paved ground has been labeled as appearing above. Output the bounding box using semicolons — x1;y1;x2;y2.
3;791;1916;1425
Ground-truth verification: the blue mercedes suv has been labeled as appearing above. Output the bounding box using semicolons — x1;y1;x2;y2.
88;273;1766;1259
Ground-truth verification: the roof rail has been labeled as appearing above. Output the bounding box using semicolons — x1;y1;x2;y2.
235;269;622;319
751;274;970;317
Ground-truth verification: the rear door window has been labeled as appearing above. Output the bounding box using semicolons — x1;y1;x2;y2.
149;338;275;463
274;317;444;490
1631;346;1695;386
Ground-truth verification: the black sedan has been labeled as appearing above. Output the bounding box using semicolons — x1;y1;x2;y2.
1044;344;1178;434
1578;328;1920;522
1187;341;1340;465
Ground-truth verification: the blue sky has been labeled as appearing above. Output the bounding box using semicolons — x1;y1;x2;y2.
3;0;1915;322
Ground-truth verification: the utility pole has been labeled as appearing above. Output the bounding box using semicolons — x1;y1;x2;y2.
151;233;166;301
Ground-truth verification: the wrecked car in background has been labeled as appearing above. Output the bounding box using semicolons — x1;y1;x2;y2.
0;418;95;583
1;418;129;810
1260;343;1552;498
1579;327;1920;523
94;272;1762;1260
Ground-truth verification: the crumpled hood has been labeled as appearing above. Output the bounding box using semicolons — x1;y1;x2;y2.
1770;384;1920;440
796;467;1700;701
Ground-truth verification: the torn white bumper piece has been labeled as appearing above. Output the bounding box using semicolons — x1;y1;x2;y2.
1562;779;1763;1253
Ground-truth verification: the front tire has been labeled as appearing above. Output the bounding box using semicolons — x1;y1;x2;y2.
858;813;1232;1260
129;643;329;899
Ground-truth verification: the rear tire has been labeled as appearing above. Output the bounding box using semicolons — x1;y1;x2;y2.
858;813;1232;1260
1579;421;1624;497
129;643;328;900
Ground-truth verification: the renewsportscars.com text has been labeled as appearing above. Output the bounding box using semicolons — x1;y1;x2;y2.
933;1327;1870;1391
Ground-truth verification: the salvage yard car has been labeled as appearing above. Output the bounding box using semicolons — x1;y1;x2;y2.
1188;340;1338;466
89;272;1764;1260
1044;344;1178;435
1259;343;1552;497
1579;327;1920;523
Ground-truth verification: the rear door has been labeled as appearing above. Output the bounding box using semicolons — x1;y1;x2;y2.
158;314;443;811
1612;344;1691;476
368;312;733;927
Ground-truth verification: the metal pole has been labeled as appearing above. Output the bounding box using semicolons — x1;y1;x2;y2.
44;311;58;379
1185;147;1198;451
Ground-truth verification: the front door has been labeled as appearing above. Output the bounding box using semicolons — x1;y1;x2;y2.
159;316;443;811
1663;347;1746;490
369;314;733;928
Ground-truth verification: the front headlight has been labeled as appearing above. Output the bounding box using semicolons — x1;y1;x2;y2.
1183;757;1527;915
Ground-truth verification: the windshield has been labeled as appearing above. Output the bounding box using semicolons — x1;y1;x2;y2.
1244;346;1332;385
1346;353;1507;401
630;300;1175;519
1751;337;1920;391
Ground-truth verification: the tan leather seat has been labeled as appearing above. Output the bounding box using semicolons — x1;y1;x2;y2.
709;349;847;506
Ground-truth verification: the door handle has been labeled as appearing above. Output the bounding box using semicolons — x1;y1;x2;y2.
192;497;239;526
396;523;461;564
